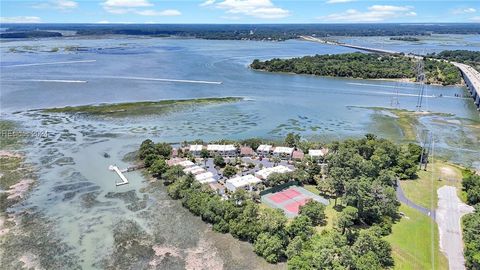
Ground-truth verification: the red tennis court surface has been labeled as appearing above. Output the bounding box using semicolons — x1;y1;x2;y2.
262;186;329;217
269;189;301;203
285;198;309;213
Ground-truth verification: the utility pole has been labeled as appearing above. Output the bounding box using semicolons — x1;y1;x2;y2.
419;130;432;171
391;81;400;107
415;59;426;110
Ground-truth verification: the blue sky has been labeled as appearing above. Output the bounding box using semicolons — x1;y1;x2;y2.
1;0;479;24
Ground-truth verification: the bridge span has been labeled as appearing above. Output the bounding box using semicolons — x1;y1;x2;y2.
300;35;399;55
452;62;480;110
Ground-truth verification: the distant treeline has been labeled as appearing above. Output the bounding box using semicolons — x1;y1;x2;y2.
0;31;62;39
251;53;461;85
390;37;420;42
2;23;479;40
428;50;480;72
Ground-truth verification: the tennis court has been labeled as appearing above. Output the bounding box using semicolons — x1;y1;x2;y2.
261;186;329;218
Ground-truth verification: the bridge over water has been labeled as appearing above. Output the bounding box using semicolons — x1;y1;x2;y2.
451;62;480;110
301;35;480;110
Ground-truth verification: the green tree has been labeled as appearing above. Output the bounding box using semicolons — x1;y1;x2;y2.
287;232;352;269
285;133;301;148
139;139;155;159
149;158;167;178
163;165;185;185
143;153;159;168
258;208;287;235
463;206;480;270
352;229;394;268
299;200;326;226
355;252;383;270
213;155;226;168
336;206;358;235
287;215;314;240
154;142;172;158
253;233;285;263
291;169;309;184
463;174;480;205
286;236;304;259
200;149;209;166
223;165;237;178
266;172;290;187
229;202;260;242
272;156;281;166
343;179;399;224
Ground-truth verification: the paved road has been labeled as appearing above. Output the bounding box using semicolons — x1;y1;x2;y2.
396;180;435;219
437;186;474;270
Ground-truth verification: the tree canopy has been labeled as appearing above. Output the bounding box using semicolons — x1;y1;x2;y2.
251;53;461;85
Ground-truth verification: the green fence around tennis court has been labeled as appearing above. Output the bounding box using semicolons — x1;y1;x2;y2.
259;181;300;196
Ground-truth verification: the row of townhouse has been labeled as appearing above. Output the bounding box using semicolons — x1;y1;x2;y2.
182;143;328;160
168;157;294;194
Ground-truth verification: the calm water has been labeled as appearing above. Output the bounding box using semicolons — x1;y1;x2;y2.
1;35;479;269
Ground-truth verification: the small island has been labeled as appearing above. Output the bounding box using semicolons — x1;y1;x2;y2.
390;36;421;42
41;97;243;117
251;52;462;86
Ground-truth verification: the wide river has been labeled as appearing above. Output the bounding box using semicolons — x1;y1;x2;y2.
0;34;479;269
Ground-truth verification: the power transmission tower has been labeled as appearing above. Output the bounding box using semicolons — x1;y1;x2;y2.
390;81;400;107
419;130;432;171
415;59;426;110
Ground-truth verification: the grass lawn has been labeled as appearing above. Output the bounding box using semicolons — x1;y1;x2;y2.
385;204;448;270
399;160;464;209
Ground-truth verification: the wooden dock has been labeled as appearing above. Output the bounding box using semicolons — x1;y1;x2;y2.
109;165;129;186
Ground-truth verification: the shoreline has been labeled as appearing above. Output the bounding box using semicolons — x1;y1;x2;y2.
251;68;464;87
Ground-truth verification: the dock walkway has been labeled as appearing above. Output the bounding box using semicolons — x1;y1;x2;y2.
109;165;129;186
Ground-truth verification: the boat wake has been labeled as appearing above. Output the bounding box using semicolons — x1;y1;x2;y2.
97;76;222;85
347;82;415;90
2;60;96;67
4;79;87;83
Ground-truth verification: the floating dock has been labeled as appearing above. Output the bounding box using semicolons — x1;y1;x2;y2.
109;165;129;186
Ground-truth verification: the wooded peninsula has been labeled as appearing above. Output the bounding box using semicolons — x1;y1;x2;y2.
251;52;462;86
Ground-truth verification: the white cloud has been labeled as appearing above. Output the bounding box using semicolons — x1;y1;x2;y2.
103;0;152;8
214;0;290;19
368;5;412;12
55;0;78;9
96;20;111;24
200;0;216;7
102;0;180;16
103;0;152;13
135;9;181;16
452;7;477;15
326;0;355;4
0;16;42;23
158;9;182;16
470;16;480;22
319;5;416;22
32;0;78;10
